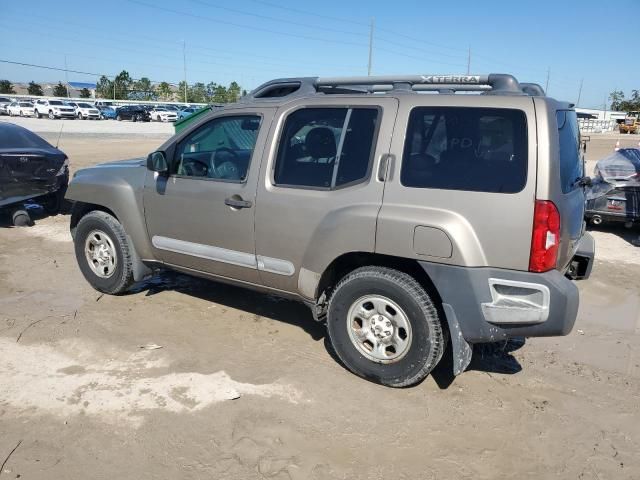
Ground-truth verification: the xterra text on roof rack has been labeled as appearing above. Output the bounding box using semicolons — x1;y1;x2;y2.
66;73;595;387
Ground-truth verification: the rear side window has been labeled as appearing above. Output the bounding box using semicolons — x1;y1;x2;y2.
556;110;582;193
274;107;379;189
401;107;528;193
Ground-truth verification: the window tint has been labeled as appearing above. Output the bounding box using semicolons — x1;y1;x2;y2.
556;110;582;193
401;107;528;193
49;100;63;105
174;115;261;181
274;107;379;189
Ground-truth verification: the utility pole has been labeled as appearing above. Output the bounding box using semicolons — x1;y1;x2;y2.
545;67;550;94
367;18;374;76
64;55;70;98
466;47;471;75
576;78;583;107
183;40;188;103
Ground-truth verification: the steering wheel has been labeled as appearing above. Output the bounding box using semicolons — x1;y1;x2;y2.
181;158;209;177
210;147;241;180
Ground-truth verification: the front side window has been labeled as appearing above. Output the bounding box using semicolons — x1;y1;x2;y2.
274;107;379;189
174;115;261;181
557;110;582;193
401;107;528;193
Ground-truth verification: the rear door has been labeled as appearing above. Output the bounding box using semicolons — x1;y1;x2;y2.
254;97;398;294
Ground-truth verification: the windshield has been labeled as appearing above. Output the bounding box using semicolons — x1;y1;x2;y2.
78;103;92;108
19;102;31;107
49;100;63;106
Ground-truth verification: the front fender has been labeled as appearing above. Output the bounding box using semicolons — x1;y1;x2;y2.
66;165;153;260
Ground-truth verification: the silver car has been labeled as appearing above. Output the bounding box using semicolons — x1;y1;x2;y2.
66;74;594;387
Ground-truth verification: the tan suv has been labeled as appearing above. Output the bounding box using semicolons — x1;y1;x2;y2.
67;74;595;387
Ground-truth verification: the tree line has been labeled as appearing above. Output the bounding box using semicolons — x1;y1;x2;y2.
0;71;246;104
609;89;640;112
95;70;246;103
1;79;98;98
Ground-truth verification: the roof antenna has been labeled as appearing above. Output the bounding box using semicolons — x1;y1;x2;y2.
55;122;64;149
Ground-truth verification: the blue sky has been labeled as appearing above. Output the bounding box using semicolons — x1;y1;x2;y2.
1;0;637;108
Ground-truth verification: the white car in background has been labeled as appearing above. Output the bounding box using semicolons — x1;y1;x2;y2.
149;106;177;122
75;102;101;120
33;99;76;119
7;101;35;117
0;96;14;115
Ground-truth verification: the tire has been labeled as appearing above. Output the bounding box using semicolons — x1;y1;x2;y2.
327;266;444;387
132;115;138;122
48;110;55;120
34;110;40;118
74;211;135;295
12;209;33;227
116;115;122;121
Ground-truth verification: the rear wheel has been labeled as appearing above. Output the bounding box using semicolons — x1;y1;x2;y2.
327;266;444;387
74;211;135;294
116;114;122;121
34;110;40;118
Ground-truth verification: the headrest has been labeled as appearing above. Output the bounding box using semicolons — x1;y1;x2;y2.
305;127;336;159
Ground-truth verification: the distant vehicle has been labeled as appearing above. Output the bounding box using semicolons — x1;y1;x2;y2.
95;100;115;109
0;97;14;115
586;148;640;226
0;122;69;226
7;101;35;117
33;99;76;119
75;102;101;120
97;106;117;120
65;101;79;109
115;105;151;122
149;106;177;122
619;111;639;134
178;107;198;120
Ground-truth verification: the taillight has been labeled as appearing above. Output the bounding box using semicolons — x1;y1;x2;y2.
529;200;560;272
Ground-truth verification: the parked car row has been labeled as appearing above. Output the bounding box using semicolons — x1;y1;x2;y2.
0;97;203;122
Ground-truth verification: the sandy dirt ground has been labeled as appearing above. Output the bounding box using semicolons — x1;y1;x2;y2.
1;127;640;479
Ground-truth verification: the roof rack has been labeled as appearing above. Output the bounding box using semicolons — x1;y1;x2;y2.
241;74;547;102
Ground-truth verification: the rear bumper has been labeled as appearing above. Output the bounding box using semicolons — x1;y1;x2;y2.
420;262;580;344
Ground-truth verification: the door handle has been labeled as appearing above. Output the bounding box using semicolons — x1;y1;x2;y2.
378;153;395;181
225;197;253;209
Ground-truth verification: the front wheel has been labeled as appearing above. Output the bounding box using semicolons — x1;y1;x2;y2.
327;266;444;387
74;211;135;294
48;110;55;120
116;114;122;121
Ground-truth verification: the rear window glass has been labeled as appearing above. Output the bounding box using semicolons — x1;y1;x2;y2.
0;125;52;149
49;100;63;105
401;107;528;193
556;110;582;193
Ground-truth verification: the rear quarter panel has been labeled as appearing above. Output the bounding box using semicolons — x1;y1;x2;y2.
533;98;585;269
378;95;538;270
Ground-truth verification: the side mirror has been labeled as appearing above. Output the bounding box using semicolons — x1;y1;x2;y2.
147;151;169;175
